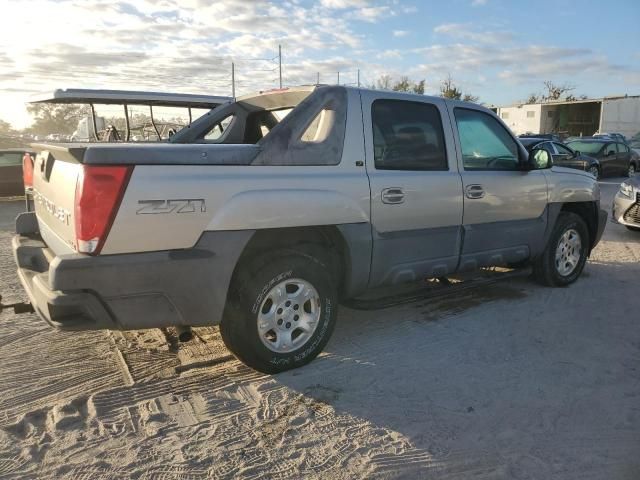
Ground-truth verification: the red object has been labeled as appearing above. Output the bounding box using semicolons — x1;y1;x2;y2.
74;165;133;254
22;153;34;189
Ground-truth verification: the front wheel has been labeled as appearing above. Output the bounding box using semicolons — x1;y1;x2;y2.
533;212;589;287
220;250;338;374
587;165;600;179
628;164;636;177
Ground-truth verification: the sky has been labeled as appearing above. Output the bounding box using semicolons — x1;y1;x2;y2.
1;0;639;128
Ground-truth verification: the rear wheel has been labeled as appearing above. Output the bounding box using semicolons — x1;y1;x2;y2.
533;212;589;287
220;250;338;374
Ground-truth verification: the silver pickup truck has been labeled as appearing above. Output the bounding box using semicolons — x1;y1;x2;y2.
11;85;607;373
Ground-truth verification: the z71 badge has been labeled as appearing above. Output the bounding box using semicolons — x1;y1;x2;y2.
136;199;206;215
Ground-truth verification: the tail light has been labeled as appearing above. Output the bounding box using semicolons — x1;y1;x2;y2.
75;165;133;255
22;153;34;190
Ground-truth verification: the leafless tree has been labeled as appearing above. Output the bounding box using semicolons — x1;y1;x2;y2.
542;80;575;101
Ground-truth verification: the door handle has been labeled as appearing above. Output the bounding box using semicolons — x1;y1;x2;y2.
465;184;485;199
381;187;405;204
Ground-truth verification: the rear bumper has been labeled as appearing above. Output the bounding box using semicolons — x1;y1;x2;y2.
12;218;253;331
13;235;114;330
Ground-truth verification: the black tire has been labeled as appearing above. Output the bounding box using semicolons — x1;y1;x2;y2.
587;165;600;180
220;249;338;374
628;164;636;177
533;212;589;287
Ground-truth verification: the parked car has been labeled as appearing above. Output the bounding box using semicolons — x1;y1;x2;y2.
520;138;601;178
612;176;640;231
519;133;562;143
9;85;607;373
0;149;33;197
566;139;638;177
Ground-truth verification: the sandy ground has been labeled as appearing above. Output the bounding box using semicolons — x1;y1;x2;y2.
0;179;639;479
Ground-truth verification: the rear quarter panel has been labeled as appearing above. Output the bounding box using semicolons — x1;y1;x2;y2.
101;88;371;254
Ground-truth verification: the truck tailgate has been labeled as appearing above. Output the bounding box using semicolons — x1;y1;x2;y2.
32;150;82;254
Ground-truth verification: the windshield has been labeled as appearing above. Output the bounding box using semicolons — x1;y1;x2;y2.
566;141;604;154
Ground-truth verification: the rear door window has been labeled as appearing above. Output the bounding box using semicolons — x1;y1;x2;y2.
617;143;629;153
371;99;448;171
554;143;573;155
540;142;556;155
604;143;617;156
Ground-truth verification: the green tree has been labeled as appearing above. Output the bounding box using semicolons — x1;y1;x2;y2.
526;93;539;104
372;75;425;94
439;74;479;103
0;119;13;134
375;74;393;90
26;103;90;135
392;76;426;94
392;76;411;92
439;75;462;99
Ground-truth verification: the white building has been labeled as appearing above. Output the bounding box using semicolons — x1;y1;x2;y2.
496;95;640;139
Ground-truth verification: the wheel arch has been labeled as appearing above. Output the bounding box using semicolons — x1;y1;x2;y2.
230;224;371;300
559;201;599;253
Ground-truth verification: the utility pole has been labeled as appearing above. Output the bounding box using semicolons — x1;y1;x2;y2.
317;72;320;85
337;71;340;85
231;62;235;99
278;44;282;88
357;69;360;87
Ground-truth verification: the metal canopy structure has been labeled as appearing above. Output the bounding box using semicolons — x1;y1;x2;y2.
30;88;231;109
29;89;233;142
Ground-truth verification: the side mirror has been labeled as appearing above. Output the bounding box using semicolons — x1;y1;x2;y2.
527;148;552;170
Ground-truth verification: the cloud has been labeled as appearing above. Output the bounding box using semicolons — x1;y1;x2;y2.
0;0;637;128
376;49;403;60
410;42;630;90
351;6;391;22
471;0;487;6
400;5;418;13
433;23;514;44
319;0;368;8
